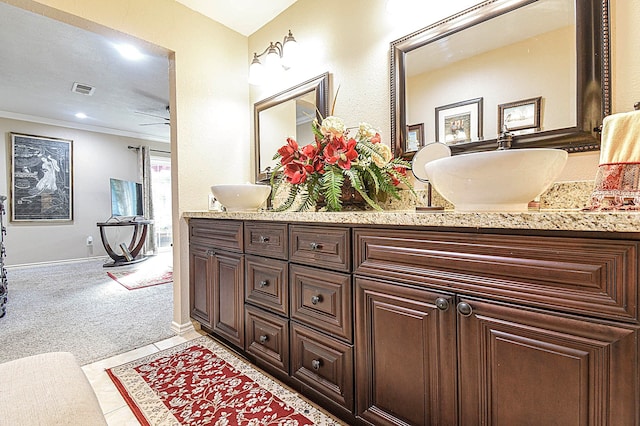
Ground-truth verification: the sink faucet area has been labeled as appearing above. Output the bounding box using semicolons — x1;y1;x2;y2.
424;148;568;212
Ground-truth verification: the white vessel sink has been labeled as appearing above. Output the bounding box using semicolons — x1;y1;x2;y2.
424;148;568;212
210;184;271;212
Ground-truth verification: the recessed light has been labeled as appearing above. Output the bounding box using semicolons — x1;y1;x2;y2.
114;43;144;61
75;112;87;119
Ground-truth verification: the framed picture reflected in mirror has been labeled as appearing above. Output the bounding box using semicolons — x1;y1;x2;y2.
435;98;483;146
406;123;424;152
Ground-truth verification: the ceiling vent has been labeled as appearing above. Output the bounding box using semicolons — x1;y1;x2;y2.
71;82;95;96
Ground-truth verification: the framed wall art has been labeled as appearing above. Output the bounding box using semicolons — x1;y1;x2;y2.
406;123;424;152
9;133;73;222
498;96;542;132
435;97;483;145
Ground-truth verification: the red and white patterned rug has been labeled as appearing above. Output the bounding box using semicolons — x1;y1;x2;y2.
107;268;172;290
107;336;344;425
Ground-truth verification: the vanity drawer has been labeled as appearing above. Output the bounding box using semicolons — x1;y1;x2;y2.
189;219;243;252
245;255;289;316
290;225;350;272
290;321;354;411
290;264;352;342
245;305;290;380
354;228;640;323
244;222;288;260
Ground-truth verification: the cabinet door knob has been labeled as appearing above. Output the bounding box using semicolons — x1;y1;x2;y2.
457;302;473;317
435;297;449;311
259;235;270;243
259;335;268;343
309;242;321;250
311;359;321;370
311;295;322;305
206;249;215;257
259;280;269;288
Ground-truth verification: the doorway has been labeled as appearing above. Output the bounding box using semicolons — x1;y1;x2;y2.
151;156;172;252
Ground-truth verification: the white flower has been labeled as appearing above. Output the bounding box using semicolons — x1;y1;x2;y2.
356;122;378;140
320;116;346;139
373;143;393;167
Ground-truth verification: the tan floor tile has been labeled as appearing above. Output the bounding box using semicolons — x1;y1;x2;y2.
153;330;204;351
84;370;128;414
105;405;141;426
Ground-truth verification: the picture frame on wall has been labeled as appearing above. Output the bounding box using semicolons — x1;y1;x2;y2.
498;96;542;132
406;123;424;152
435;97;483;145
9;133;73;222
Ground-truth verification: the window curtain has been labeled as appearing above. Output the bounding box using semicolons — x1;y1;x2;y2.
138;146;157;255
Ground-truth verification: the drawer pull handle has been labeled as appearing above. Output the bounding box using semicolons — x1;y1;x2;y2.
311;295;322;305
309;242;321;250
259;335;268;343
457;302;473;317
435;297;449;311
259;280;269;288
311;359;321;370
259;235;270;243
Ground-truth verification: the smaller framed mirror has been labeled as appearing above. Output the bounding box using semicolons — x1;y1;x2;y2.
254;73;330;182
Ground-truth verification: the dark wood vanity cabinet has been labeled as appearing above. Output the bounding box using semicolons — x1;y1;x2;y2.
190;218;640;425
189;219;245;350
354;228;640;426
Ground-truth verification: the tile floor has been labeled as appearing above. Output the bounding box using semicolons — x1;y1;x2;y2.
82;329;204;425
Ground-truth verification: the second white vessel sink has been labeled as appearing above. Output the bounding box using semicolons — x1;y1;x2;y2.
424;148;568;212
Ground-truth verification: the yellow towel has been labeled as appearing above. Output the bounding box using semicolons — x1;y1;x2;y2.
587;110;640;210
599;110;640;164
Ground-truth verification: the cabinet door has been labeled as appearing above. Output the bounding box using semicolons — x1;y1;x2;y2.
457;297;639;426
355;277;458;426
189;243;214;328
212;251;245;350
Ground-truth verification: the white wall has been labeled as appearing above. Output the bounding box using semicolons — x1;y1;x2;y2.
0;117;168;265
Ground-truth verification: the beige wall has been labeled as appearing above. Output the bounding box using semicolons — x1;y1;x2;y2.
250;0;640;183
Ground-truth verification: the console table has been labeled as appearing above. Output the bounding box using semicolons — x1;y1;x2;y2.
96;219;152;267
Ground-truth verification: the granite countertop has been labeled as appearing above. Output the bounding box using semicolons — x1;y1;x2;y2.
183;209;640;234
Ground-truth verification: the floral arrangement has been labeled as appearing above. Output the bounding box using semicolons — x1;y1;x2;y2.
270;114;413;211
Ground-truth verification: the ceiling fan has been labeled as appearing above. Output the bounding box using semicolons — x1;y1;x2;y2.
135;105;170;126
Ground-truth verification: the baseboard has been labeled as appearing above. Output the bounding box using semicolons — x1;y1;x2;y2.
171;321;196;335
7;256;109;270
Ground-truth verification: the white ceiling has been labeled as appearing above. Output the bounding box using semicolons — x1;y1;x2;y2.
0;1;298;143
174;0;299;36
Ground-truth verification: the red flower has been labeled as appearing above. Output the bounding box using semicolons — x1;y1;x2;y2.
278;138;300;165
323;137;358;170
301;143;324;174
390;166;407;186
283;162;308;184
370;133;381;144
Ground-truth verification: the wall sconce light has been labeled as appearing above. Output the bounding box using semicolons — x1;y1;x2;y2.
249;30;298;85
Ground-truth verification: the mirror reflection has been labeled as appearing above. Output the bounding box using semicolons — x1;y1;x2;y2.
254;73;329;182
391;0;609;156
406;0;575;146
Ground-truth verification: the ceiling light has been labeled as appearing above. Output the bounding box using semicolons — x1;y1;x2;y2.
75;112;87;119
114;43;144;61
249;30;298;86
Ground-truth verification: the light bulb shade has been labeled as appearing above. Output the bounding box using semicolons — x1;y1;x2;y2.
264;45;282;73
249;59;265;85
281;39;298;69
